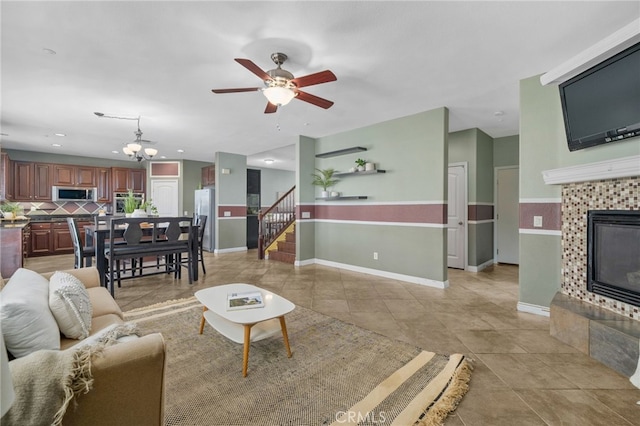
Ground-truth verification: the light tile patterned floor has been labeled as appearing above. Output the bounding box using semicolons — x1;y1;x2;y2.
25;251;640;425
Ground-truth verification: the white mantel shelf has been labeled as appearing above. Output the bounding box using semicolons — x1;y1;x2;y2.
542;155;640;185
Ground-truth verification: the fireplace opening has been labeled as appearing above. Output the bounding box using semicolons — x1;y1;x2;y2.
587;210;640;306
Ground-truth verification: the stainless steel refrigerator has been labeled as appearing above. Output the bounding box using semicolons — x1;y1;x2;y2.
195;188;215;252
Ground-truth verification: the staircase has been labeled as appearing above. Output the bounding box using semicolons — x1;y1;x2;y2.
266;225;296;264
258;185;295;264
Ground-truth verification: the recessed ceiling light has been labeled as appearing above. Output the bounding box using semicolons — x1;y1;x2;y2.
51;143;62;147
160;155;167;159
43;48;56;55
264;159;275;164
54;133;66;137
494;111;505;117
112;150;119;154
177;149;184;153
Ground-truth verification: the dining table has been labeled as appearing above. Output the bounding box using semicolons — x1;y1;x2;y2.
84;217;199;289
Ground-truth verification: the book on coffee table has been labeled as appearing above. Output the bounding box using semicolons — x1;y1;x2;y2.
227;291;265;311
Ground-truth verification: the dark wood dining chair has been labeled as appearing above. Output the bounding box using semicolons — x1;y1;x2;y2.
67;217;94;269
195;214;207;274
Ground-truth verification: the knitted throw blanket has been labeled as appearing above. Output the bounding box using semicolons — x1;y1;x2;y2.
3;324;139;426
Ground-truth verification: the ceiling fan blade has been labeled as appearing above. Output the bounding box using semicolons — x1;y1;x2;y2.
211;87;262;94
235;58;271;81
295;90;334;109
291;70;337;88
264;102;278;114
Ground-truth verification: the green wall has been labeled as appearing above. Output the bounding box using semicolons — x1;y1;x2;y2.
299;108;449;284
448;128;495;268
252;167;295;207
214;152;247;251
494;135;519;167
296;136;317;262
519;74;640;309
182;160;212;216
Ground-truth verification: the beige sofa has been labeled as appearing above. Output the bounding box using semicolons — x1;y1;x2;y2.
8;267;167;425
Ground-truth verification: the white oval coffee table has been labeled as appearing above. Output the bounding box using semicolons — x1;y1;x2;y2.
195;283;295;377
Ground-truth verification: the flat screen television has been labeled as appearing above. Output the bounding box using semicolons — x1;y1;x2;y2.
559;41;640;152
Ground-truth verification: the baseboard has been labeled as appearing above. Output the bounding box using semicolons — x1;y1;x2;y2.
214;247;248;254
298;258;448;289
517;301;550;317
467;259;494;272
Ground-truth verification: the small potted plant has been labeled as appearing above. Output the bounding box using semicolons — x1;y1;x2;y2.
311;168;339;198
123;190;141;217
140;199;158;216
0;202;21;220
355;158;366;172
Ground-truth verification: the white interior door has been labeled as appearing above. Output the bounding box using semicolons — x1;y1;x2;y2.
447;165;466;269
150;179;179;217
496;167;519;264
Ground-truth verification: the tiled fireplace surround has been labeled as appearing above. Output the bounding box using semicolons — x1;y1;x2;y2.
550;173;640;379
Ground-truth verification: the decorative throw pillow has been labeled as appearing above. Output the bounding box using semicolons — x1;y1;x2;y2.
49;271;93;339
0;268;61;358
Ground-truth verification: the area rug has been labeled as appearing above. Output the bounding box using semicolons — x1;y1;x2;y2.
124;298;472;426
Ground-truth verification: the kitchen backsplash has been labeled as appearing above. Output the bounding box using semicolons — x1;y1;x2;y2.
17;201;110;216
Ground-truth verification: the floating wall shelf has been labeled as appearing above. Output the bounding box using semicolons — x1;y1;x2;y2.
334;170;386;176
315;196;368;201
315;147;367;158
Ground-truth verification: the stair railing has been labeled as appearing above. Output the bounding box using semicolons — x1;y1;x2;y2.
258;186;295;259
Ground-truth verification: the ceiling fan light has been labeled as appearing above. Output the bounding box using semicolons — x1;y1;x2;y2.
127;142;142;153
122;146;134;156
263;86;295;106
145;148;158;157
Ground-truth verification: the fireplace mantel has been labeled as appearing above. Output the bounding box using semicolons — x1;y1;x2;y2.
542;155;640;185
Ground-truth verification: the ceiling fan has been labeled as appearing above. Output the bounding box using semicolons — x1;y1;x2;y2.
211;52;337;114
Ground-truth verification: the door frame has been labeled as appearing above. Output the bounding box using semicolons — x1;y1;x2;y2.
448;162;468;271
494;166;519;264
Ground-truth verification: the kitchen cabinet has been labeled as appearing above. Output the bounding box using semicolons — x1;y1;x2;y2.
0;225;25;277
13;162;52;201
201;165;215;186
29;223;51;256
112;167;146;193
53;164;97;187
96;167;111;202
0;152;13;201
130;169;146;193
51;221;73;254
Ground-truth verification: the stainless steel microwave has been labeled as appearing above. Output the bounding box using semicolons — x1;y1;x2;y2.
52;186;97;202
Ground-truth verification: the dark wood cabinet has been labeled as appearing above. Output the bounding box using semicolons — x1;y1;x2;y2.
201;165;215;186
112;167;145;193
29;223;51;256
0;152;12;201
52;222;73;254
13;162;51;201
53;164;75;186
26;220;91;257
53;164;97;187
96;167;111;202
13;162;33;201
130;169;146;193
34;163;52;200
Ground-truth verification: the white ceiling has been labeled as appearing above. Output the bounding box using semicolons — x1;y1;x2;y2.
1;1;639;172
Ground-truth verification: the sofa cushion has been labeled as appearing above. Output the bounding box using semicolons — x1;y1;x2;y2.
87;286;124;320
0;268;60;358
60;314;124;350
49;271;93;339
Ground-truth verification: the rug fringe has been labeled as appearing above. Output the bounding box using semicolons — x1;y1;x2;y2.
416;358;473;426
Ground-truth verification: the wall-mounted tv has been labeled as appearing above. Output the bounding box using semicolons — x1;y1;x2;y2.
559;41;640;152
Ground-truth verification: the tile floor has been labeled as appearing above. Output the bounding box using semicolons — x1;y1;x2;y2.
25;251;640;425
